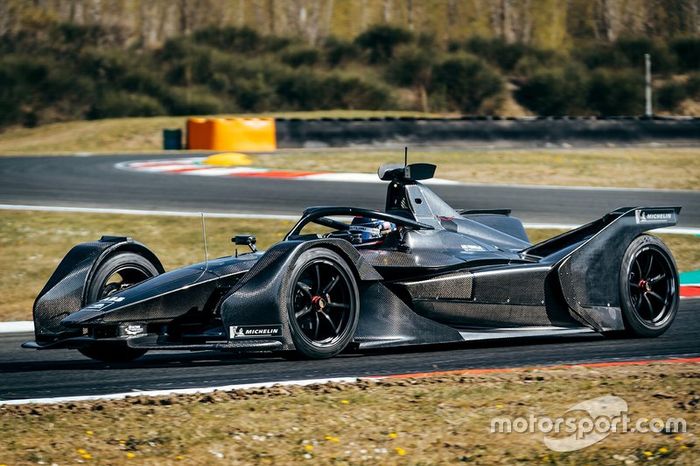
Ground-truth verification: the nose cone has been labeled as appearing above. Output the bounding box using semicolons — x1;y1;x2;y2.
61;266;218;326
61;254;260;327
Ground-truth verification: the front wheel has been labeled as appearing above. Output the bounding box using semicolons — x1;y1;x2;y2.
618;235;679;338
286;249;360;359
79;343;147;363
79;251;159;362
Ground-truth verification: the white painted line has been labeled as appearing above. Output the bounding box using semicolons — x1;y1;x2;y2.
0;377;359;405
1;204;698;235
0;321;33;334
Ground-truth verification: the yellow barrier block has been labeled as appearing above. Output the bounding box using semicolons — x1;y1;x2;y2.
186;117;276;152
203;152;253;167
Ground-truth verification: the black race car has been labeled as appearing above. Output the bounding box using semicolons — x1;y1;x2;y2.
24;163;681;362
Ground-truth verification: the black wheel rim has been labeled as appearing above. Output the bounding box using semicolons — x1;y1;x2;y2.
292;259;354;347
628;246;676;327
99;265;152;299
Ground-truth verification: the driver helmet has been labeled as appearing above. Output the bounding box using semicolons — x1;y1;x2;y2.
348;217;394;244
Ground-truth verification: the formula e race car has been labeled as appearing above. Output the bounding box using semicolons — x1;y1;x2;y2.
24;162;682;362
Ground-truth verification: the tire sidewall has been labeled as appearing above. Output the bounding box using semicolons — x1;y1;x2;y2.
86;252;159;304
619;235;679;337
286;248;360;359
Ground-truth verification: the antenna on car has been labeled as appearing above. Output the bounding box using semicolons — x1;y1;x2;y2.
201;212;209;274
404;146;408;167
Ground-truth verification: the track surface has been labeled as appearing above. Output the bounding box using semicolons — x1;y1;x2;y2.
0;301;697;401
1;154;699;226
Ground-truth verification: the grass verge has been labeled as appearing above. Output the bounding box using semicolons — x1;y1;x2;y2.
0;362;697;464
0;111;450;155
251;147;700;190
1;212;698;322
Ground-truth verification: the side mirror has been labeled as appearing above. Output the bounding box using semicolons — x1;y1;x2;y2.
233;234;257;253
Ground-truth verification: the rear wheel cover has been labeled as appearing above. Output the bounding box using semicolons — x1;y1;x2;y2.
287;249;359;359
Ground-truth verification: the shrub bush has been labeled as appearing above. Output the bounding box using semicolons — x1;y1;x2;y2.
160;86;229;115
671;36;700;71
614;37;674;73
430;55;504;113
192;26;261;53
515;65;589;115
463;37;526;71
88;91;166;118
281;46;321;67
656;81;687;111
386;47;434;87
323;37;359;66
587;69;644;115
354;25;413;63
685;73;700;99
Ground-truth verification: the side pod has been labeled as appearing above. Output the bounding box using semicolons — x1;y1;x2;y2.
32;236;164;342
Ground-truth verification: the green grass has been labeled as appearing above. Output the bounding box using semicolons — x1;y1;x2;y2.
1;211;697;322
0;362;697;464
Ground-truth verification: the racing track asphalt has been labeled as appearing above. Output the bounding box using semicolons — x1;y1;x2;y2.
0;301;698;401
0;154;699;226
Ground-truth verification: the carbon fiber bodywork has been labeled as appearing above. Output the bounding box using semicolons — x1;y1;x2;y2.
24;164;682;356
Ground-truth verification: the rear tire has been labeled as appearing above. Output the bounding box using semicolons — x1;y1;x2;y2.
286;249;359;359
78;251;159;362
618;235;679;338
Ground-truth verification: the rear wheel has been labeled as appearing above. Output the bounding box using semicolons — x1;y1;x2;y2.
619;235;679;337
286;249;359;359
79;252;159;362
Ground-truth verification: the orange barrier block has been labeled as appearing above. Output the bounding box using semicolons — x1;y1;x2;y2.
186;117;276;151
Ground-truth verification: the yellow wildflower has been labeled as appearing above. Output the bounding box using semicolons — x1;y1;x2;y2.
340;399;350;405
643;451;653;457
674;435;684;441
395;447;406;456
304;444;314;452
658;447;669;455
388;432;398;439
325;435;340;443
496;404;504;409
77;448;88;455
175;455;185;460
680;445;688;451
81;453;92;460
85;430;94;436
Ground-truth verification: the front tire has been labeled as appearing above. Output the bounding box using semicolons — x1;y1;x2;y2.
618;235;679;338
79;251;159;362
286;249;360;359
79;342;147;363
